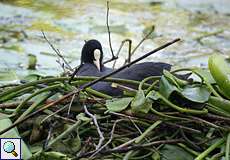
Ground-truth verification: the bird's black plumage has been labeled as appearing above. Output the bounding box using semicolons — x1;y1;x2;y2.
81;39;103;68
74;39;172;96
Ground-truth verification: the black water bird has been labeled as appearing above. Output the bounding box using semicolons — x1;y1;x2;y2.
71;39;173;96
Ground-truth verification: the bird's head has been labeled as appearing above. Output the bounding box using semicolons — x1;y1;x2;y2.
81;39;103;71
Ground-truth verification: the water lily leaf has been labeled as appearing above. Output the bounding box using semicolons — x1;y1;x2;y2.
208;54;230;99
193;68;216;84
28;54;37;70
159;75;179;99
106;97;132;112
181;85;210;103
131;90;152;113
1;44;24;52
23;74;42;82
0;71;18;81
161;144;194;160
0;114;32;160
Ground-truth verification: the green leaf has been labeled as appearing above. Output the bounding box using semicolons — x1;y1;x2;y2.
131;90;152;113
76;113;91;122
161;144;194;160
0;70;18;81
193;68;216;84
181;85;210;103
159;75;179;99
208;54;230;99
146;90;160;101
0;114;32;160
28;54;37;70
66;133;81;152
38;151;70;160
152;152;160;160
23;74;42;82
106;97;133;112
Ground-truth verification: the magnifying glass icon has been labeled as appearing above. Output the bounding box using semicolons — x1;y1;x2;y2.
3;141;18;157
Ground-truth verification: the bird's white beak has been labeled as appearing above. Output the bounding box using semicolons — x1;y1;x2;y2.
93;49;101;71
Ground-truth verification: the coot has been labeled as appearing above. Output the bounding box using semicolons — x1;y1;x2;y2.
72;39;172;96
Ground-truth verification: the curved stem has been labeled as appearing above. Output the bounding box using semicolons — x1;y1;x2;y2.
156;92;208;114
146;80;159;95
138;76;159;91
150;107;190;121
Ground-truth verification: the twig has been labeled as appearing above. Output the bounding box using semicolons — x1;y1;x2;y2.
131;25;155;56
188;116;226;130
129;118;144;138
113;39;132;69
67;93;76;116
83;105;104;150
123;25;155;66
103;1;117;64
180;129;202;151
0;38;180;136
41;104;69;125
126;38;132;64
76;139;183;158
43;121;57;150
106;1;114;57
90;119;123;158
43;109;76;124
42;31;73;71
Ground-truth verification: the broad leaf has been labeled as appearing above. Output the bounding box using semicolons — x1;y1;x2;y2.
193;68;216;84
106;97;133;112
159;76;179;99
181;85;210;103
161;144;194;160
0;114;32;160
131;90;152;113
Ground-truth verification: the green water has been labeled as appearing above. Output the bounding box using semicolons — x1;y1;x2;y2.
0;0;230;84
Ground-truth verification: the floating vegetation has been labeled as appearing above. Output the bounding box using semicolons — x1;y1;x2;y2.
1;0;74;18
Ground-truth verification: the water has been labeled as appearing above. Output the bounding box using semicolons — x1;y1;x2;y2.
0;0;230;83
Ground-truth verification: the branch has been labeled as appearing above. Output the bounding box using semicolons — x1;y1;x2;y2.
106;1;115;59
89;119;122;158
77;139;183;158
103;1;118;64
83;105;104;150
112;39;132;68
42;31;73;72
130;25;155;56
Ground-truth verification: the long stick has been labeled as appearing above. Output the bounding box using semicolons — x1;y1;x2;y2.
0;38;180;135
